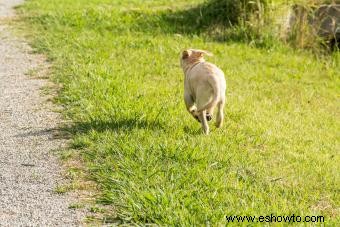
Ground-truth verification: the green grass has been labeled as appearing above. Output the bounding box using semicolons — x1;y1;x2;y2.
18;0;339;225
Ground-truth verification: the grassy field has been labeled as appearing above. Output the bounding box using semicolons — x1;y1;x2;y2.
18;0;339;225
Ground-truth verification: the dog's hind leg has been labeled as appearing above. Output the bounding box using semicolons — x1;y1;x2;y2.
184;92;198;120
198;110;209;135
216;100;225;128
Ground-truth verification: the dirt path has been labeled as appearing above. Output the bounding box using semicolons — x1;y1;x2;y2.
0;1;84;226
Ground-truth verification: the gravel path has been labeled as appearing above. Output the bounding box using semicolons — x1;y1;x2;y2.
0;0;85;226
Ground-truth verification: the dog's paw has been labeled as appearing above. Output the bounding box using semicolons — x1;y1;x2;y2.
206;113;212;121
194;115;201;122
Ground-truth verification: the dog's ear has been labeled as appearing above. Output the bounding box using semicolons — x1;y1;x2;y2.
196;49;213;57
182;50;190;59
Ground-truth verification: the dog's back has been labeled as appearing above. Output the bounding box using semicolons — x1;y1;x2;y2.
188;62;226;110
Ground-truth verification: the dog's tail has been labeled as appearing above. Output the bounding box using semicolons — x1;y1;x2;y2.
197;75;220;113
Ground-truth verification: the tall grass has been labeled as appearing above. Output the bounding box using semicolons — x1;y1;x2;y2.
199;0;340;50
279;0;340;50
145;0;278;46
203;0;277;46
196;0;269;26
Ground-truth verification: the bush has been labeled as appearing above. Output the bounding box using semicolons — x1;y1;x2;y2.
202;0;269;26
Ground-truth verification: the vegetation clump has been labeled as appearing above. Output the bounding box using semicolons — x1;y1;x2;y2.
193;0;269;27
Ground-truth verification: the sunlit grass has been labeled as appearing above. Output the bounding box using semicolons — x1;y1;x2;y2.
19;0;339;225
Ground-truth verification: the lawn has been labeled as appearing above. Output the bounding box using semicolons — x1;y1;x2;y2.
19;0;339;225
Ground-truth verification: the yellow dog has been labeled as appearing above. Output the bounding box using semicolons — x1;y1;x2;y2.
180;49;226;135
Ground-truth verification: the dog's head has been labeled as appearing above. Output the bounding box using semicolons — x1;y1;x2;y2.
180;49;213;70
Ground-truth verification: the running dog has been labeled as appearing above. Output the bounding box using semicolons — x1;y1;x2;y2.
180;49;226;135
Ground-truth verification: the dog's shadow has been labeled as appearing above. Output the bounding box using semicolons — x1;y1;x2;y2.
183;126;200;136
183;118;222;136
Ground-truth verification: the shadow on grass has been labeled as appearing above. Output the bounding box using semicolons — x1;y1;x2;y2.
61;118;164;136
159;0;242;33
132;0;269;44
183;125;203;136
15;118;164;140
